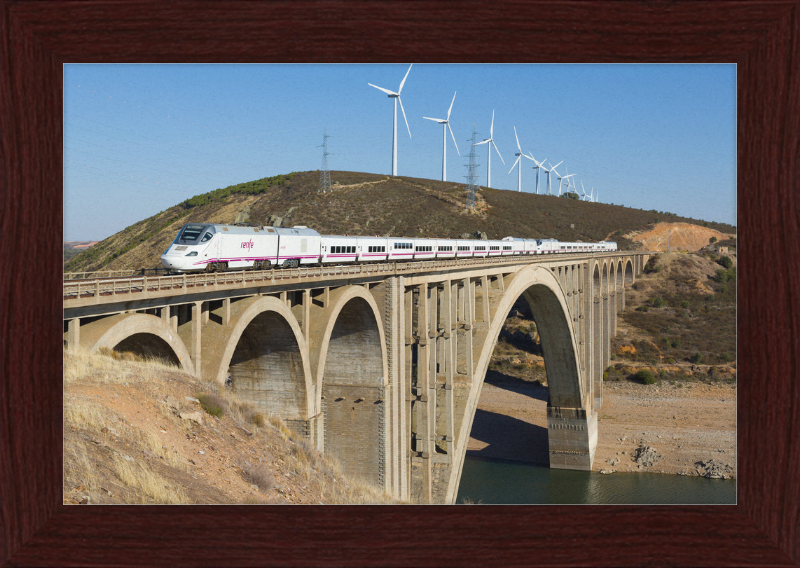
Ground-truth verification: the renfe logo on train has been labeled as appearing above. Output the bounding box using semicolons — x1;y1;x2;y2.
241;239;254;250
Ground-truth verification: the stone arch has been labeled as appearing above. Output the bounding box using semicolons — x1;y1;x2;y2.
624;258;635;286
212;296;313;426
81;313;193;373
449;264;588;502
616;261;624;312
314;286;388;486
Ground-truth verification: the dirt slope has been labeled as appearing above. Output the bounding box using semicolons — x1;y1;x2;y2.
629;222;735;252
64;348;400;505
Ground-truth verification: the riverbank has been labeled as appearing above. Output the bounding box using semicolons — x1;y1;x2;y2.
466;378;736;478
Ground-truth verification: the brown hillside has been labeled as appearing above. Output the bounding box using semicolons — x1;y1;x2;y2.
65;170;736;273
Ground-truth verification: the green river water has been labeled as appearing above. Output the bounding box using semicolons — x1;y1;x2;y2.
457;456;736;504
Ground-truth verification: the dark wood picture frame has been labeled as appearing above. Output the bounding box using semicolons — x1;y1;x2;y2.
1;1;798;565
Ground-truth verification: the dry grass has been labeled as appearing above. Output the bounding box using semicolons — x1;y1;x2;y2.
112;455;190;504
64;346;402;505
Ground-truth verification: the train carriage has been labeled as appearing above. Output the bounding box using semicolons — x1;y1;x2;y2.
455;240;473;258
435;239;456;259
320;235;359;264
472;241;488;257
413;238;437;260
275;226;321;267
387;238;415;261
357;236;389;262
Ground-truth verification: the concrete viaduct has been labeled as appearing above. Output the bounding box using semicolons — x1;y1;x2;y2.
64;252;647;504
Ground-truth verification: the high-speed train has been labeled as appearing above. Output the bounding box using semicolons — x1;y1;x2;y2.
160;223;617;273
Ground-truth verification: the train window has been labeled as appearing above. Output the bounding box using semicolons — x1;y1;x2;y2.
180;225;204;242
201;232;213;243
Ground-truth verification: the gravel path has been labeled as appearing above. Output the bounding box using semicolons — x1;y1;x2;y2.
467;379;736;477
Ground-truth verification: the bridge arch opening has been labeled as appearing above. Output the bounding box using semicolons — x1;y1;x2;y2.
112;333;182;367
228;310;308;424
321;296;385;485
624;259;634;286
616;262;624;312
465;276;585;477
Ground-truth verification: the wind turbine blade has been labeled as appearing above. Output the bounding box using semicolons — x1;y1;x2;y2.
490;110;495;138
368;83;396;96
398;96;411;138
514;126;521;152
398;64;413;94
538;157;548;168
448;122;460;155
509;155;520;174
551;160;563;170
423;117;444;122
446;92;457;121
492;140;505;164
474;139;490;146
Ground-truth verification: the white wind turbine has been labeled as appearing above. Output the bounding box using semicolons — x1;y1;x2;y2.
556;165;575;196
528;154;547;195
546;160;563;195
473;110;504;187
424;91;460;181
369;64;413;176
508;127;535;192
581;180;590;201
561;166;576;196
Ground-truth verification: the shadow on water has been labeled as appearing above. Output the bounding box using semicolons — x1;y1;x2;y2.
467;408;550;466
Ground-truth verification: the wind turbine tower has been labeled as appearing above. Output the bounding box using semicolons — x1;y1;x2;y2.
546;161;563;195
369;64;413;176
529;154;547;195
424;91;460;181
473;110;504;188
508;127;534;192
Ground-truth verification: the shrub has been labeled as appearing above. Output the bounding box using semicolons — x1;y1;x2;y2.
718;255;733;269
679;300;689;309
610;353;617;361
651;297;664;308
635;369;656;385
691;352;703;364
198;392;227;417
709;236;717;244
637;305;649;312
671;338;681;348
243;464;274;492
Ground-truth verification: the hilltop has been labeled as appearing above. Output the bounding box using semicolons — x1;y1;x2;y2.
64;170;736;272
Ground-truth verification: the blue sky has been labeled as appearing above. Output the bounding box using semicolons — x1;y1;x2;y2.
64;64;736;241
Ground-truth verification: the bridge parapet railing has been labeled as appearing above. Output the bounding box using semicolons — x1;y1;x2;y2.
64;251;637;302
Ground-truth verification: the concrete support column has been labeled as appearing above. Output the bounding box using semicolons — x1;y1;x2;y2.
67;318;80;350
383;276;406;497
202;301;209;325
443;280;454;458
222;298;230;327
404;285;414;496
416;283;432;503
464;278;474;384
480;275;490;325
429;285;439;456
547;405;597;470
302;289;311;345
161;305;170;325
191;302;202;377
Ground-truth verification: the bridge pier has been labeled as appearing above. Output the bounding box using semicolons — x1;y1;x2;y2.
547;406;598;470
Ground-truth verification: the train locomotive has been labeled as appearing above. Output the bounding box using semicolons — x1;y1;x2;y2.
161;223;617;273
